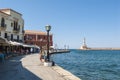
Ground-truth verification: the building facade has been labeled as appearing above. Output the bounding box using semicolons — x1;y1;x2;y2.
0;8;24;43
24;30;53;48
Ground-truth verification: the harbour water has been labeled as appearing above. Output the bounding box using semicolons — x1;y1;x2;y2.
52;49;120;80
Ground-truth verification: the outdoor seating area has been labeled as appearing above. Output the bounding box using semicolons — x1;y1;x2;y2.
0;45;40;63
0;37;40;63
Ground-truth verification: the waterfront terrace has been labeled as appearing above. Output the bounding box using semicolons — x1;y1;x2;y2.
0;53;81;80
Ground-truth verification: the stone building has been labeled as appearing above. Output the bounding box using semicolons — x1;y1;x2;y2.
0;8;24;43
24;30;53;48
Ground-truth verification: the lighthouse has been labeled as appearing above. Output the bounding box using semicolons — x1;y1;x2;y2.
80;38;88;50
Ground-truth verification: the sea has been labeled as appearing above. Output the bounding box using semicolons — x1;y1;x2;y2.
52;49;120;80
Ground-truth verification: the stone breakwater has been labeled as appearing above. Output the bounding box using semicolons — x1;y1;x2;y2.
80;48;120;50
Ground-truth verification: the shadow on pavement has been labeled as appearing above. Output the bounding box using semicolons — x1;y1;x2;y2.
0;55;42;80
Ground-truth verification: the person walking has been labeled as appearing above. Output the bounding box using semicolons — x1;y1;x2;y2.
39;46;45;62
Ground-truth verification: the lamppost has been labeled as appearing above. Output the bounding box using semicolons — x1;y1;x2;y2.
45;25;51;62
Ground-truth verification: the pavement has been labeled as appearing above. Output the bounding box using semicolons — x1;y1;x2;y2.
0;53;80;80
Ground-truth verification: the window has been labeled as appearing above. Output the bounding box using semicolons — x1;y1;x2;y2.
44;36;46;39
16;22;18;29
11;34;13;41
1;17;5;27
37;35;41;40
11;23;13;27
4;33;7;38
17;35;19;41
13;21;18;30
14;21;16;29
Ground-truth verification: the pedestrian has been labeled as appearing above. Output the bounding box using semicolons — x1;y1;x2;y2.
26;49;29;55
39;46;45;62
0;50;5;63
30;48;33;53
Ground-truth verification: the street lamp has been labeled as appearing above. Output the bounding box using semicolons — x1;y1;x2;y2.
45;25;51;62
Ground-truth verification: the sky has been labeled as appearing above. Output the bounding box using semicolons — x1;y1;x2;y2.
0;0;120;49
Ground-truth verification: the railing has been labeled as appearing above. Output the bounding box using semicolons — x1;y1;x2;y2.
0;24;7;30
13;28;20;33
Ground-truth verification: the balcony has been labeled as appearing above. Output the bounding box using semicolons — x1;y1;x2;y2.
0;24;7;31
13;29;20;33
13;27;20;33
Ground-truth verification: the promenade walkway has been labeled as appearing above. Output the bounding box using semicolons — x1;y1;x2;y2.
0;53;80;80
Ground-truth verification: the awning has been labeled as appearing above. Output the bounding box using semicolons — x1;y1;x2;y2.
50;46;54;49
0;36;9;45
9;41;23;46
22;44;40;49
8;40;40;49
34;45;40;49
22;44;32;47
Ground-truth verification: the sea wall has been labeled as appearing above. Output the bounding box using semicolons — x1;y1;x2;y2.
80;48;120;50
52;65;81;80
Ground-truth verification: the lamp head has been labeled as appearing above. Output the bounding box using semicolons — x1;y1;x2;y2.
45;25;51;31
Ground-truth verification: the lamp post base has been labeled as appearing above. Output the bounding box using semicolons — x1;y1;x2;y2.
44;61;53;67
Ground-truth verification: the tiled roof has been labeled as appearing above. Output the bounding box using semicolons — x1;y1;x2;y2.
0;8;22;15
0;10;10;16
25;30;51;35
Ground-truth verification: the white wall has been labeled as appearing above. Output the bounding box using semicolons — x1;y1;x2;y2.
0;9;24;42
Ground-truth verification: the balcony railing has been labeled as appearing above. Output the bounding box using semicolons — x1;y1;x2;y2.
0;24;7;30
13;27;20;33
